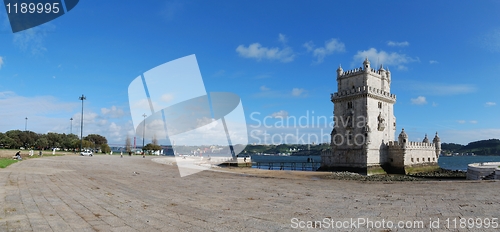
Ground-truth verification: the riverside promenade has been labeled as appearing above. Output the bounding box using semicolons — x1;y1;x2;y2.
1;155;499;231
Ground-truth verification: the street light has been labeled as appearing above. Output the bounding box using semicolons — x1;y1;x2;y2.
79;95;86;152
70;118;73;134
142;113;147;149
25;117;28;131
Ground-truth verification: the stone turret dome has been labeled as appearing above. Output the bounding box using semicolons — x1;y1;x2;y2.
363;57;370;65
422;134;429;143
398;128;408;139
433;132;440;143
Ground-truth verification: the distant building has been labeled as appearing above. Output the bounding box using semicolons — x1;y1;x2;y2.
321;58;441;174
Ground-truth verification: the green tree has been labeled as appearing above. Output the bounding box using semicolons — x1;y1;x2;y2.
82;140;92;150
143;143;161;155
0;133;16;148
84;134;108;150
100;144;111;153
5;130;23;148
35;137;49;150
61;134;79;151
47;132;63;148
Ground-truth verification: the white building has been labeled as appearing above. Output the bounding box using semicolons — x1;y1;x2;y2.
321;58;441;175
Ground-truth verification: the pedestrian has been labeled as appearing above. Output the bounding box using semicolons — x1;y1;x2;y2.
14;151;21;160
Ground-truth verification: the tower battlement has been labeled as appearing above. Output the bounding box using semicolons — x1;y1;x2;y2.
331;85;396;102
387;140;437;149
337;63;391;80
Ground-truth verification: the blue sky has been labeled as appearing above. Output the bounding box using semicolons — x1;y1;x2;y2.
0;0;499;146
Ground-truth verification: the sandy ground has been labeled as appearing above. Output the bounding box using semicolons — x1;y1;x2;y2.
1;154;499;231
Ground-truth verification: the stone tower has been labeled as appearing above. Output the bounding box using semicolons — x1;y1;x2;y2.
323;58;397;174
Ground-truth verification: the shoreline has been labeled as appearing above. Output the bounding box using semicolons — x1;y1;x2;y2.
151;157;470;182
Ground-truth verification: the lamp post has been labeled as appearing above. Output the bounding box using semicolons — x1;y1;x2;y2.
70;118;73;134
142;113;147;149
25;117;28;131
79;95;86;152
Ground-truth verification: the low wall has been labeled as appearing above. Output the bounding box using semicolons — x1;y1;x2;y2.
466;162;500;180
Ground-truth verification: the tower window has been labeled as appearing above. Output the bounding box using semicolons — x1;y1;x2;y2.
378;102;382;109
347;102;353;109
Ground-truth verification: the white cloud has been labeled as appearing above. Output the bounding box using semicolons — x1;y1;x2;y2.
455;120;477;125
387;41;409;47
432;102;438;107
480;28;500;52
101;106;125;118
411;96;427;105
353;48;419;70
429;60;439;64
303;41;314;52
13;24;55;55
304;38;345;63
403;81;476;95
236;34;295;63
291;88;306;97
270;110;289;118
485;102;496;107
260;85;270;91
161;0;183;21
0;56;3;69
0;91;135;144
212;69;225;77
278;33;287;44
254;73;272;79
161;93;174;103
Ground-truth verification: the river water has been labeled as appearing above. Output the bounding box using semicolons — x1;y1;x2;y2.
250;155;500;171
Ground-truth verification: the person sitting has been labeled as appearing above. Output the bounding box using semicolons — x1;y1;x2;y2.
13;151;22;160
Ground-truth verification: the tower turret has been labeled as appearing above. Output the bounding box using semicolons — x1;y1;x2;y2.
386;66;391;82
398;128;408;147
422;134;429;143
379;64;386;78
363;57;371;73
433;132;441;157
336;64;343;78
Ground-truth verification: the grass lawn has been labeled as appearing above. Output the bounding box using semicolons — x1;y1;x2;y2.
0;158;18;168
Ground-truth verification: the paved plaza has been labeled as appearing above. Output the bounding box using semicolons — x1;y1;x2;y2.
0;155;499;231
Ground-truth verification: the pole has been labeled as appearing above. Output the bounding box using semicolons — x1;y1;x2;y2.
142;113;147;149
70;118;73;134
25;117;28;131
79;95;86;152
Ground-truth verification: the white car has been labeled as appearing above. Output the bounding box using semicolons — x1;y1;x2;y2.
80;150;93;156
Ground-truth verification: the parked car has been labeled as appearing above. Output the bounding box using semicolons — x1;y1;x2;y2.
80;150;93;156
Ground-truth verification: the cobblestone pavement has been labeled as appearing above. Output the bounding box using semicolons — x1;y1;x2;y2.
0;155;499;231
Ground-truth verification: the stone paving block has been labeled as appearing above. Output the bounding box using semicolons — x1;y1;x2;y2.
2;155;500;231
100;215;127;227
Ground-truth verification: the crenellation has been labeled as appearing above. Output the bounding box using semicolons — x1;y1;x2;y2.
331;84;396;102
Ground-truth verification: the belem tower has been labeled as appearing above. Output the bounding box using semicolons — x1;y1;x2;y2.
320;58;441;175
